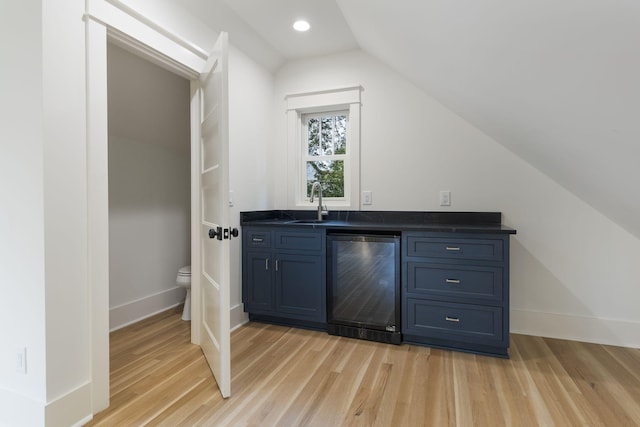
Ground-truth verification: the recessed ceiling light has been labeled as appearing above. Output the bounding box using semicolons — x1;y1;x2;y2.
293;20;310;32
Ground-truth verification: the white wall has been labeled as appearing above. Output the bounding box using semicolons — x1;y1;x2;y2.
274;49;640;348
0;2;47;425
108;136;190;329
107;43;191;330
1;0;93;425
228;45;275;328
42;2;92;423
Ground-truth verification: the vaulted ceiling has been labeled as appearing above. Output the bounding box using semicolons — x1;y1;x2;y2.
176;0;640;238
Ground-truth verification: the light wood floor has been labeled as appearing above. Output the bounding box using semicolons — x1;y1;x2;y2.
86;307;640;426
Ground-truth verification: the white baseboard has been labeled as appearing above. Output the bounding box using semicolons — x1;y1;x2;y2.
110;287;186;331
45;382;92;427
511;308;640;348
230;303;249;332
0;382;93;427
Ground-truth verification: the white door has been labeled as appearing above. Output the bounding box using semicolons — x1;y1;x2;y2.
192;32;231;398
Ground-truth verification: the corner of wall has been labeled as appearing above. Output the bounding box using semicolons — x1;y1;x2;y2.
230;303;249;332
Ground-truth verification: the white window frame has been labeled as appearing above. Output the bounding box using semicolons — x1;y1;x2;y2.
301;110;349;203
286;86;362;210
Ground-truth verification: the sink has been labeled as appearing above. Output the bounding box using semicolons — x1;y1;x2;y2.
287;219;326;224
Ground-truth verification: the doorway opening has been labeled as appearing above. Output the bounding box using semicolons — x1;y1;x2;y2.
106;41;192;333
88;8;233;407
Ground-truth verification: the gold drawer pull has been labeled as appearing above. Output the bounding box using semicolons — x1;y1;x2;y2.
446;279;461;284
445;246;461;251
445;316;460;323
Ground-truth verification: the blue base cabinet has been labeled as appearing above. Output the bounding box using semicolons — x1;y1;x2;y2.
402;232;511;358
241;214;515;358
242;227;326;326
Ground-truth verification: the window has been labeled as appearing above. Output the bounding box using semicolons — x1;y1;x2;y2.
303;111;348;199
286;86;361;209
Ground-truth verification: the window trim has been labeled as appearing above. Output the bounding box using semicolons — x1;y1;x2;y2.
285;86;362;210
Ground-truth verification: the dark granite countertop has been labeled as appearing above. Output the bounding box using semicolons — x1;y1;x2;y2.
240;210;516;234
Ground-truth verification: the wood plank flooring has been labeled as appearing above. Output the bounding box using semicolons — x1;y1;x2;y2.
86;307;640;426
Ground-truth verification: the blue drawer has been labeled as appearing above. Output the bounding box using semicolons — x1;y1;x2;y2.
246;230;271;249
406;262;503;303
406;236;503;262
274;230;323;251
404;298;503;342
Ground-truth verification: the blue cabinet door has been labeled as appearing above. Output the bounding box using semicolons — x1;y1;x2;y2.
244;251;274;314
275;252;325;322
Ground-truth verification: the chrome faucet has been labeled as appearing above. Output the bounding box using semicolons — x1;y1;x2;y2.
309;181;328;221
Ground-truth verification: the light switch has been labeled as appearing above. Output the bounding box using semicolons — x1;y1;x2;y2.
15;347;26;374
439;190;451;206
363;191;373;205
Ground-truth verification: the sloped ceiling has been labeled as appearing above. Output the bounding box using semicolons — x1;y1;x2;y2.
175;0;640;238
335;0;640;238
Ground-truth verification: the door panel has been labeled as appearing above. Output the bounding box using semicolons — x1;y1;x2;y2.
194;32;231;398
202;173;222;224
202;111;221;171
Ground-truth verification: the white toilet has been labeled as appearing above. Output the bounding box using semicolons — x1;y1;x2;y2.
176;266;192;321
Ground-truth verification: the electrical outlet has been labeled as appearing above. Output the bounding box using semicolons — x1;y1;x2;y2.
362;191;373;205
15;347;26;374
439;190;451;206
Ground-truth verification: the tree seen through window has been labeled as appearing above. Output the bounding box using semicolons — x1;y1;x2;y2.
305;113;347;198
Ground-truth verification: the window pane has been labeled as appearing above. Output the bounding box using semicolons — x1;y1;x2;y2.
306;113;347;157
321;117;333;155
334;115;347;154
307;117;320;155
306;160;345;198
